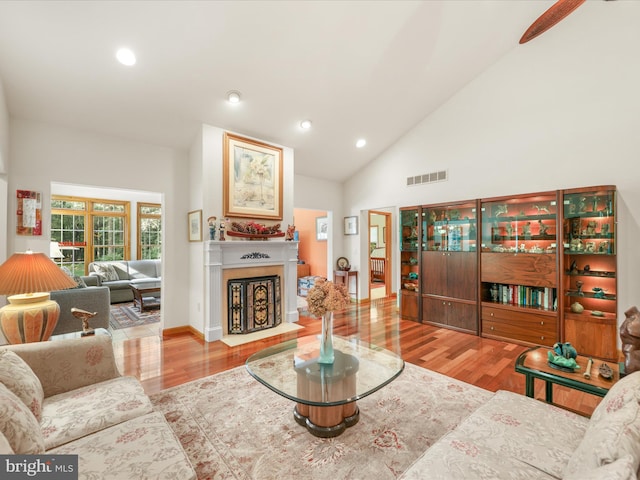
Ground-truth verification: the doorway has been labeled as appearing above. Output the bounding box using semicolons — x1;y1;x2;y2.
369;210;392;299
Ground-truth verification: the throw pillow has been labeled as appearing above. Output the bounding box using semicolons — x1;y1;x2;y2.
73;275;87;288
0;350;44;421
93;263;119;282
0;383;45;454
564;371;640;477
59;266;87;288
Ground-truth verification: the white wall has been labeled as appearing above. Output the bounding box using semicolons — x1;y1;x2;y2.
344;3;640;327
293;173;343;277
8;119;190;331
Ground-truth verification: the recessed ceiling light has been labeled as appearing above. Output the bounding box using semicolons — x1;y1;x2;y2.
116;48;136;66
227;91;241;103
356;139;367;148
300;120;312;129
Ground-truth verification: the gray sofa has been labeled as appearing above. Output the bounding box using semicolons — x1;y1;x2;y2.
50;286;111;335
87;260;161;303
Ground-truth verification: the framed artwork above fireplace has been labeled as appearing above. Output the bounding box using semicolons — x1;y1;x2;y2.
223;132;283;220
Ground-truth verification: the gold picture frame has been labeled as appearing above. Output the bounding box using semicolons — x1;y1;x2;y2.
188;209;202;242
223;132;283;220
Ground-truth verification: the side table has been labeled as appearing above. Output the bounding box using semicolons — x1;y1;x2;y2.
515;346;619;403
50;327;111;341
334;270;358;301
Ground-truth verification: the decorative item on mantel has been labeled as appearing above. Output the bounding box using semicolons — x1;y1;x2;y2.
227;221;285;240
306;279;350;364
207;216;217;241
285;224;295;241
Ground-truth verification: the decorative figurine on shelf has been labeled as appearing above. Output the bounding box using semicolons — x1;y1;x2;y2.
620;306;640;375
505;223;514;237
207;216;217;241
570;301;584;313
519;243;526;253
578;197;587;214
592;196;599;213
583;264;591;272
570;238;583;252
592;287;606;298
601;223;610;236
534;204;550;215
490;284;499;302
570;260;579;274
585;221;597;236
599;241;609;253
71;307;97;336
538;220;549;236
494;204;508;217
522;222;531;237
285;224;295;241
576;280;584;296
219;218;226;241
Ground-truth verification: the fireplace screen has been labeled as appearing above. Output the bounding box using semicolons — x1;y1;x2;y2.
228;275;282;334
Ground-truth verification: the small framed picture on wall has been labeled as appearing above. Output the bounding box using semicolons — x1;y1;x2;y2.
344;216;358;235
188;210;202;242
316;216;328;241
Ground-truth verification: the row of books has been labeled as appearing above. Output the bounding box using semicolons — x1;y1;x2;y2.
490;283;557;310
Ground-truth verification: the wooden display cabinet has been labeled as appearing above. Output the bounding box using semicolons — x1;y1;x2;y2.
421;200;478;334
399;207;420;321
562;186;617;361
480;192;560;347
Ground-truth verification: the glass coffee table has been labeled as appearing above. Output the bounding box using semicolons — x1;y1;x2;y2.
246;335;404;438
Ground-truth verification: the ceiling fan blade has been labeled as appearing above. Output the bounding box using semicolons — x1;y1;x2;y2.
519;0;586;44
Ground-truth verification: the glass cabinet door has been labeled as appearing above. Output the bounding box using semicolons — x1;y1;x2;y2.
481;193;557;254
423;201;477;252
400;208;420;293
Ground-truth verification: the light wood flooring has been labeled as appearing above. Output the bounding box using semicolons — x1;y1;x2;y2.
112;296;602;417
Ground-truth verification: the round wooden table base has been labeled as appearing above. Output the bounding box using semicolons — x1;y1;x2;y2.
293;405;360;438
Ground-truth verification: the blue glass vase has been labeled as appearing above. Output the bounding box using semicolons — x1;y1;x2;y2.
318;311;334;364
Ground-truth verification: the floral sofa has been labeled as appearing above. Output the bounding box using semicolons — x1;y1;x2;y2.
87;259;161;303
0;335;194;479
400;370;640;479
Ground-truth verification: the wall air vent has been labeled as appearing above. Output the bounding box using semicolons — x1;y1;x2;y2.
406;170;448;187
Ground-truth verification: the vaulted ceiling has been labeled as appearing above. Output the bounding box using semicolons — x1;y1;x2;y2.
0;1;581;182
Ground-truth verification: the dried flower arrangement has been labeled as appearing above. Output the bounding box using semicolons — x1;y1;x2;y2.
230;221;282;235
306;278;350;318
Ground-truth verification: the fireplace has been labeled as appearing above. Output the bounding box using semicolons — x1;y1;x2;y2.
228;275;281;334
204;240;299;342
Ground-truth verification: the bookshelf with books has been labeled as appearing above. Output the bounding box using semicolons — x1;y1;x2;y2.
480;191;560;347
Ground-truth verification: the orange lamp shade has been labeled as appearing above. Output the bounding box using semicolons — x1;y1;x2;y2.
0;251;77;344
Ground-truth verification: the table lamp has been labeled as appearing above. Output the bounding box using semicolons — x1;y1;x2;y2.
0;250;77;344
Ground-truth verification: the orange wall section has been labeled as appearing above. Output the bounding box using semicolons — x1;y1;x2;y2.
294;208;327;279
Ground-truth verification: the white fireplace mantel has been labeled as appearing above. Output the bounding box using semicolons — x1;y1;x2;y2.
204;240;299;342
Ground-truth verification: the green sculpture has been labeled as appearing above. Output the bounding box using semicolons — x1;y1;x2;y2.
547;350;580;370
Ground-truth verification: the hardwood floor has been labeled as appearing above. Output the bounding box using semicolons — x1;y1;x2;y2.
113;296;602;416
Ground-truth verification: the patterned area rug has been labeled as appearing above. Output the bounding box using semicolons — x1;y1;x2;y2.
150;362;493;479
109;302;160;330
